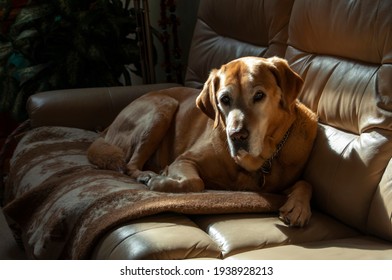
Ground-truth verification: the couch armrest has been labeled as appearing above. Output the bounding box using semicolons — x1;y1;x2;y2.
27;83;180;131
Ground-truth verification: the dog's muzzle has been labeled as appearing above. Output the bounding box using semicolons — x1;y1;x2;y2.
229;127;249;153
226;109;249;156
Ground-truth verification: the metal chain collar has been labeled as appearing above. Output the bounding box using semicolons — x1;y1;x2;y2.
260;126;292;174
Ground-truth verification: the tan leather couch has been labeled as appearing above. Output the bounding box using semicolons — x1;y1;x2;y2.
3;0;392;259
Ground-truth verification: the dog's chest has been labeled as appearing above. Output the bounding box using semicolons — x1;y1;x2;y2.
202;165;264;192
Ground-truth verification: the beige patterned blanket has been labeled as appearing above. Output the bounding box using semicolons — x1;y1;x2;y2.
3;126;285;259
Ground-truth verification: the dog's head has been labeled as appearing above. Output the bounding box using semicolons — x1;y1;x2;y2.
196;56;303;172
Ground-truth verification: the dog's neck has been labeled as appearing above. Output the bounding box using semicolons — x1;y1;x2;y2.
260;125;293;174
260;102;300;174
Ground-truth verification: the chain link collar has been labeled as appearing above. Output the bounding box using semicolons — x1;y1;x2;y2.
260;126;292;174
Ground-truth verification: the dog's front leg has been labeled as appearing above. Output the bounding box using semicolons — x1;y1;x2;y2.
147;159;204;193
279;180;312;227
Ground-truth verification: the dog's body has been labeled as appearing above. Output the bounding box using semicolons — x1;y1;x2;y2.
87;57;318;227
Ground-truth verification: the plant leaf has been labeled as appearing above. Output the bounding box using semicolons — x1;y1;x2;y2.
12;4;53;32
15;29;38;41
14;63;49;85
0;41;12;60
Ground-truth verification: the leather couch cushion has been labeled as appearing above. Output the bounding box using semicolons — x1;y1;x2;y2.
287;0;392;134
192;212;358;258
288;0;392;64
303;125;391;235
91;213;222;260
92;211;359;260
184;0;294;88
228;236;392;260
286;0;392;240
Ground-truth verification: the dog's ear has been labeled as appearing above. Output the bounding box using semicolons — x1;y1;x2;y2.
268;57;303;110
196;69;221;128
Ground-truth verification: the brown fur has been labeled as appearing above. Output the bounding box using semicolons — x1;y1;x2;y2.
87;56;318;227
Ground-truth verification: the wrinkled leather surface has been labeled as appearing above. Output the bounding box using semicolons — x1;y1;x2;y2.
286;0;392;240
184;0;294;88
91;213;223;260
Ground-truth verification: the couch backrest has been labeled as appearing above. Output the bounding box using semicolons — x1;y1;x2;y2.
184;0;392;242
285;0;392;241
184;0;295;88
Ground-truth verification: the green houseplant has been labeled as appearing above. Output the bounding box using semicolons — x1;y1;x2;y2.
0;0;144;121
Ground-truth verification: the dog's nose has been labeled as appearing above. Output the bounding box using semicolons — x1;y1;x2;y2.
230;128;249;141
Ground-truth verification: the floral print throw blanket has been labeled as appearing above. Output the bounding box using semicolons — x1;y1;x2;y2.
3;126;284;259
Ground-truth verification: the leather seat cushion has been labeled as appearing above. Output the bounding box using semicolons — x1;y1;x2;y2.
92;211;359;260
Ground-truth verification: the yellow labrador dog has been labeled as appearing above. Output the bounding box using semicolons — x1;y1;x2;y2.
88;56;318;227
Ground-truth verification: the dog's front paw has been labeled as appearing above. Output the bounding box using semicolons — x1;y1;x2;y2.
148;175;204;193
127;169;158;185
136;171;160;185
279;197;311;227
147;175;176;192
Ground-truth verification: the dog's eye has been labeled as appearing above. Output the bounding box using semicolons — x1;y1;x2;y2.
220;95;231;106
253;91;266;103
